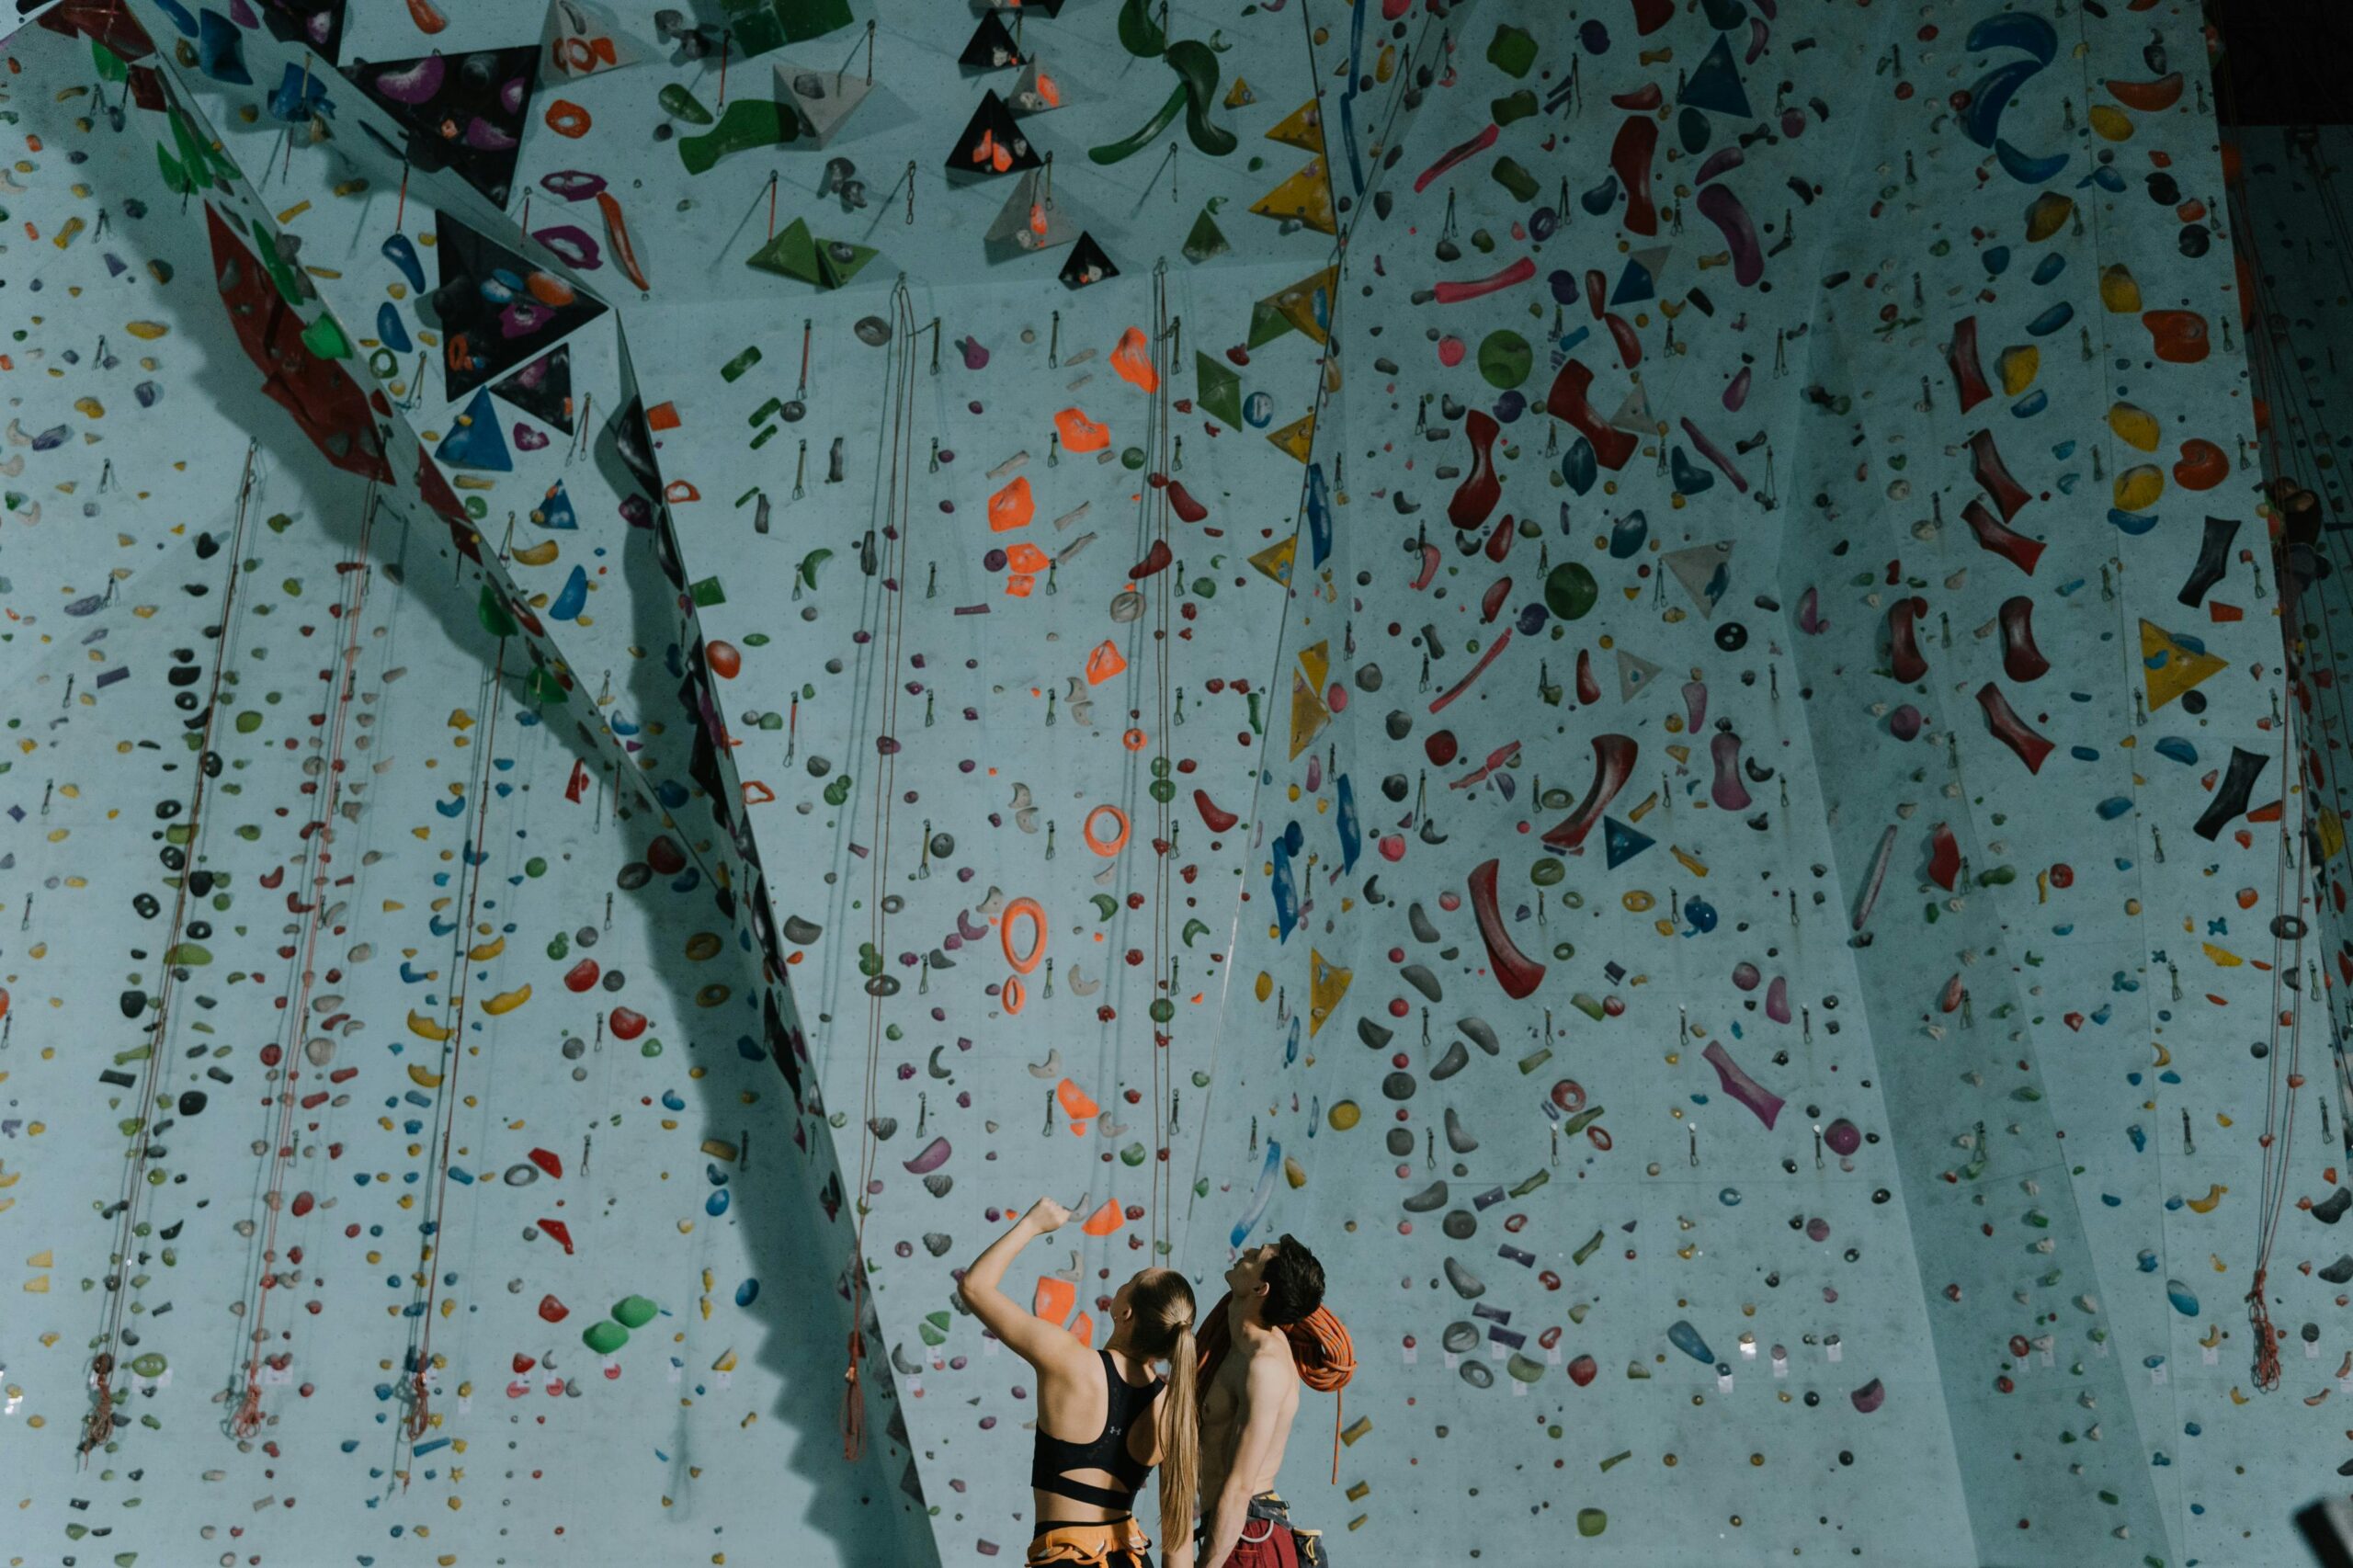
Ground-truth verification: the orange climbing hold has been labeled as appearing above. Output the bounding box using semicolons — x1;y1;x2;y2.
1032;1275;1076;1325
1055;408;1111;453
706;641;742;678
1085;640;1127;686
1002;897;1047;972
1056;1077;1101;1133
1005;542;1051;574
1081;1198;1125;1236
1110;326;1160;392
1083;804;1131;856
989;475;1036;531
544;98;592;138
2142;310;2209;364
2173;438;2228;491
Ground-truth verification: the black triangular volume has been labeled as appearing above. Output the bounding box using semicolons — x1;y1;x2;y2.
960;12;1024;70
945;90;1041;178
430;210;607;402
490;344;575;435
990;0;1063;14
1059;232;1118;290
347;45;541;209
256;0;347;62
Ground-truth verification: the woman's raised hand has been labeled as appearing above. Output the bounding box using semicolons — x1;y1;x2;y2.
1024;1196;1074;1233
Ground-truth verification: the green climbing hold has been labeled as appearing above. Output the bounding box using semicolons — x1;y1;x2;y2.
584;1319;629;1355
658;83;714;124
1530;857;1564;886
1544;562;1599;620
1577;1507;1607;1538
476;585;517;641
612;1294;660;1330
1477;331;1532;390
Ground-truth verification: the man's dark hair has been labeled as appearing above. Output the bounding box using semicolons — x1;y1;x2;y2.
1262;1233;1325;1327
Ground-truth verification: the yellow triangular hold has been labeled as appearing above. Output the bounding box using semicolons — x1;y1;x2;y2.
1224;76;1256;109
1250;160;1336;234
2140;619;2227;710
1266;99;1324;152
2319;806;2347;863
1296;639;1330;692
1290;665;1331;758
1308;948;1352;1037
1266;408;1316;462
1264;264;1338;345
28;1250;52;1268
1249;535;1297;586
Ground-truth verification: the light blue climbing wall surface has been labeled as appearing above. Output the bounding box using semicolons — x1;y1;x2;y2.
0;0;2341;1564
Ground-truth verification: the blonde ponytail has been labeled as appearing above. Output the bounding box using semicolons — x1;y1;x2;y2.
1158;1320;1199;1559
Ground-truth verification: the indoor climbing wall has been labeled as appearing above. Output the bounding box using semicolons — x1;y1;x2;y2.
2;0;2344;1564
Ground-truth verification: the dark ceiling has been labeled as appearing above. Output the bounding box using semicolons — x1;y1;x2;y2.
2211;0;2353;126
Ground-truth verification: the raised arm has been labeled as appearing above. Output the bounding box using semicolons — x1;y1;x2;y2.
1197;1352;1292;1568
957;1197;1084;1372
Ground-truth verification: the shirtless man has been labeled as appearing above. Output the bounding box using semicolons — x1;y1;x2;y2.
1194;1234;1329;1568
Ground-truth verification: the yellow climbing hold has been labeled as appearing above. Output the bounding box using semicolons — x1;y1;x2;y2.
2200;942;2243;968
2112;464;2164;512
1283;1155;1307;1189
2099;264;2143;313
407;1062;445;1088
407;1010;452;1042
482;985;531;1016
467;935;506;961
2086;103;2134;142
1327;1100;1361;1131
2106;402;2160;452
125;320;170;339
1997;345;2039;395
2185;1184;2227;1213
2024;193;2074;243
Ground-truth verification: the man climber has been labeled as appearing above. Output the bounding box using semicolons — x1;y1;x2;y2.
1191;1234;1351;1568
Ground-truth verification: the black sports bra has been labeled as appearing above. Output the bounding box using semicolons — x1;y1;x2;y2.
1031;1348;1165;1510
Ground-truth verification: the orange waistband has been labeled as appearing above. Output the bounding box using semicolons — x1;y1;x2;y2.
1026;1517;1153;1564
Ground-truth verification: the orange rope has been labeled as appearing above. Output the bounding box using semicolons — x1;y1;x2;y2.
1194;1294;1355;1482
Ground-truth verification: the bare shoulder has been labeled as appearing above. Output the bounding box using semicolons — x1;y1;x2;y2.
1239;1331;1301;1393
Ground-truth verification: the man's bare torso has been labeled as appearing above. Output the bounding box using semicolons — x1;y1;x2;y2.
1199;1329;1299;1503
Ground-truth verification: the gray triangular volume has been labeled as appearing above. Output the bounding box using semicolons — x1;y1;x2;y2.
1009;58;1065;115
775;62;870;146
1608;383;1652;435
1616;648;1663;703
1663;541;1733;619
985;168;1081;251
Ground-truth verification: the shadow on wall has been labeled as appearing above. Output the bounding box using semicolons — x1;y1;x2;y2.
122;86;912;1563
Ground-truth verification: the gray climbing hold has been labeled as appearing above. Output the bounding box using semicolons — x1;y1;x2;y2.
1457;1017;1499;1054
1358;1017;1394;1049
1401;962;1443;1001
1444;1108;1479;1153
1403;1181;1450;1213
783;915;823;944
1408;903;1442;943
1442;1321;1480;1354
1429;1039;1471;1082
1441;1210;1477;1240
1443;1256;1485;1299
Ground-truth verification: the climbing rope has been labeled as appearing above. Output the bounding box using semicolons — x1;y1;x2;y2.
84;439;259;1461
232;481;380;1439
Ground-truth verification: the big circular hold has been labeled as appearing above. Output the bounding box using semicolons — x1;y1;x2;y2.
1577;1508;1608;1538
1328;1100;1361;1131
1477;330;1533;389
1806;1218;1832;1243
1243;391;1274;427
1426;730;1459;767
1713;621;1748;652
1442;1210;1478;1240
1385;710;1414;741
1544;562;1599;620
1386;1128;1415;1156
929;832;956;859
1443;1322;1481;1354
1493;390;1527;423
1460;1358;1495;1389
1824;1119;1862;1157
1002;976;1026;1014
1381;1071;1418;1101
779;400;807;422
1109;589;1145;622
1550;1079;1586;1114
504;1164;540;1187
854;316;893;346
1083;805;1131;857
983;547;1009;573
1120;447;1147;470
1001;897;1047;973
1732;961;1762;990
1530;857;1564;886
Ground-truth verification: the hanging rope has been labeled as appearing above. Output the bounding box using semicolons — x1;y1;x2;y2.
84;440;259;1461
846;278;922;1460
232;482;379;1439
401;636;510;1458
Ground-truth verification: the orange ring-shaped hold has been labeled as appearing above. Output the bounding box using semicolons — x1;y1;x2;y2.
544;97;593;138
1122;728;1148;751
1003;975;1027;1015
1083;804;1131;858
1002;897;1047;974
1586;1125;1612;1153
